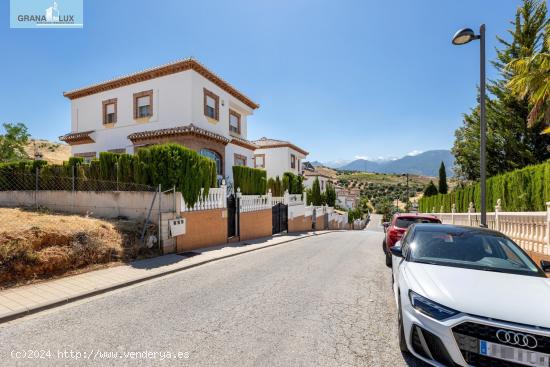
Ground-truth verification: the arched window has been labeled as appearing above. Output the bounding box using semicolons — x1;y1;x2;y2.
199;149;223;176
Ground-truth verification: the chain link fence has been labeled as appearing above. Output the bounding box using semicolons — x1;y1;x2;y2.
0;171;156;192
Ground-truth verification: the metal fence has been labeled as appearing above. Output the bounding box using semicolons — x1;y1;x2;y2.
0;171;155;192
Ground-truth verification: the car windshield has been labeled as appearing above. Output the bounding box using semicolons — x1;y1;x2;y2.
409;229;542;276
395;217;440;229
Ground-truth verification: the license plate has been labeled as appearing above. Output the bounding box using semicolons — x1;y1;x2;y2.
480;340;550;367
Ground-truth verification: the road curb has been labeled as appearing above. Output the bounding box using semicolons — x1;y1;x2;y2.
0;231;334;324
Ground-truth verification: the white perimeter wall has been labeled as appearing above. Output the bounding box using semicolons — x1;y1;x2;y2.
0;191;176;224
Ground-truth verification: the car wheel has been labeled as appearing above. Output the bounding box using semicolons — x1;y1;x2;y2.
382;240;387;253
398;294;409;353
385;251;392;268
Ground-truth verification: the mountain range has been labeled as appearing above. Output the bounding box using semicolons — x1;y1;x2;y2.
313;150;454;177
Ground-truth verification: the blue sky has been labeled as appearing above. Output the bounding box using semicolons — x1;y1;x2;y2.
1;0;523;162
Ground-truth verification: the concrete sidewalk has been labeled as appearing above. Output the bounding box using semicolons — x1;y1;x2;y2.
0;231;332;323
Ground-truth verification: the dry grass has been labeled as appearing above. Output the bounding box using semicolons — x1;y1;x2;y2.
24;139;71;164
0;208;157;288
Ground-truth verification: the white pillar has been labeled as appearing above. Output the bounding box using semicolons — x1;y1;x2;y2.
283;190;289;205
468;202;475;227
451;204;456;225
495;198;502;232
267;189;273;207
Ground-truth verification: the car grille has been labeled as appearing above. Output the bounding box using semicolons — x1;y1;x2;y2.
412;325;458;366
452;322;550;366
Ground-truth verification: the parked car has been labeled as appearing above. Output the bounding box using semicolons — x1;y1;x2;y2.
390;223;550;367
382;213;441;266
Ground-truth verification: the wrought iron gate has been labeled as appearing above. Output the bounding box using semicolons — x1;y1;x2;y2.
227;194;239;238
272;203;288;234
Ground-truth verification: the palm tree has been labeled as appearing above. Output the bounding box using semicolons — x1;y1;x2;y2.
507;24;550;133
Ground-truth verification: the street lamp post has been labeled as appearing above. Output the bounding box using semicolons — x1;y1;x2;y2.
452;25;487;227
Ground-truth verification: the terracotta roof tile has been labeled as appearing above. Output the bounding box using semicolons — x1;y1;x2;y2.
127;124;230;144
63;58;259;109
252;137;308;155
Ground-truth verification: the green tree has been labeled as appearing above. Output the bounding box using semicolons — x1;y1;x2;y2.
438;161;448;194
452;0;550;180
311;177;322;205
507;24;550;130
0;123;30;162
325;182;336;207
423;180;438;197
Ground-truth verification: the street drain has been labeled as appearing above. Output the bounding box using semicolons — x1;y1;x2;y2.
177;251;201;258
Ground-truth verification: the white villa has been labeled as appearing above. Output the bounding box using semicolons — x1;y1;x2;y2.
60;58;260;183
60;58;309;185
252;137;308;179
303;171;332;192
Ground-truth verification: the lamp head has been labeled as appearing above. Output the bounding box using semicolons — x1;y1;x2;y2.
452;28;477;45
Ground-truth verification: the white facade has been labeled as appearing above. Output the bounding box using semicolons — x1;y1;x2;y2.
61;59;258;183
303;174;330;192
252;139;308;179
336;196;357;210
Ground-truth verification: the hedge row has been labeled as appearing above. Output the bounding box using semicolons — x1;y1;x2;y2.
419;160;550;213
282;172;304;194
0;144;217;207
232;166;267;195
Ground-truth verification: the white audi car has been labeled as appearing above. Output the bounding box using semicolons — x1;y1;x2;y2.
389;223;550;367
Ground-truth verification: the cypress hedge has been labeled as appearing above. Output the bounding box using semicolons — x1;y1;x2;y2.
282;172;304;194
419;160;550;213
136;144;217;206
267;176;283;196
233;166;267;195
0;144;218;208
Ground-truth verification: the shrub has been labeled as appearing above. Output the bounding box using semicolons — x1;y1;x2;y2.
310;177;322;206
267;176;283;196
281;172;304;194
419;160;550;212
325;182;336;207
233;166;267;195
138;144;217;206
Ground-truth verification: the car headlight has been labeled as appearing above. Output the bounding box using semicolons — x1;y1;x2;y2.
409;290;459;320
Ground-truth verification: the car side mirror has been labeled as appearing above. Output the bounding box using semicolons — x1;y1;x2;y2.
541;260;550;272
390;242;403;258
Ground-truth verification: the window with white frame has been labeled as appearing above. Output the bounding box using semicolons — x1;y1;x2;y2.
229;110;241;134
102;99;117;124
134;90;153;118
291;154;296;169
203;89;219;120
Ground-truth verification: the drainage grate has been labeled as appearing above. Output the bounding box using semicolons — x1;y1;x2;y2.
176;251;201;258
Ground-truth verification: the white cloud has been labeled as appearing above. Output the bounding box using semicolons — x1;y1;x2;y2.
406;150;423;156
354;155;370;160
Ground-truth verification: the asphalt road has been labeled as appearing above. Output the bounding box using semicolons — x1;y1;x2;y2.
0;230;426;367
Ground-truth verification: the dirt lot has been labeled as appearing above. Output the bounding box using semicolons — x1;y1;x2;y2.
0;208;158;288
24;139;71;164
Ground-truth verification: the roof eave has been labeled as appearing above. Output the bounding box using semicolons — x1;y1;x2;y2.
63;59;259;110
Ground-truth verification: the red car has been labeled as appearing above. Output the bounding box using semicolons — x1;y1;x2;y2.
382;213;441;266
